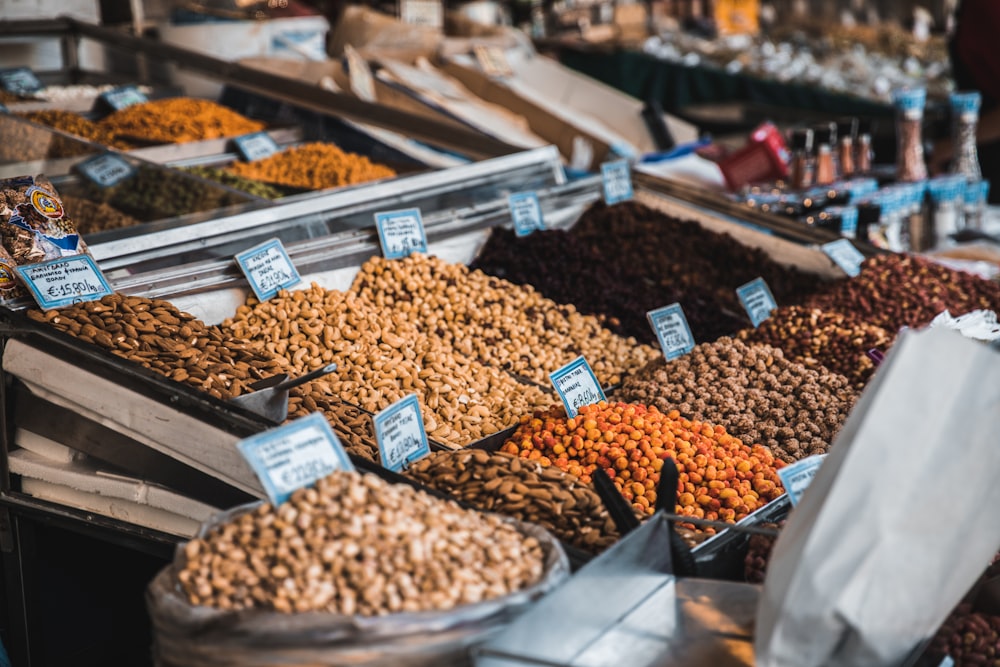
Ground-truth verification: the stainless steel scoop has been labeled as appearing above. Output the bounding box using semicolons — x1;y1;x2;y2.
230;363;337;422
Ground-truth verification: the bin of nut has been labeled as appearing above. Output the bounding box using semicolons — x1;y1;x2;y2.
147;470;569;667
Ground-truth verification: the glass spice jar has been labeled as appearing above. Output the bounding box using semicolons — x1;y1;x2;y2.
950;91;982;181
893;87;928;183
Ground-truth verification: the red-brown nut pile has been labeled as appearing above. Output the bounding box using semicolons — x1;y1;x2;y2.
805;254;1000;332
351;254;658;387
744;521;784;584
618;338;858;464
177;471;546;615
405;449;621;554
929;603;1000;666
499;402;785;528
737;306;894;388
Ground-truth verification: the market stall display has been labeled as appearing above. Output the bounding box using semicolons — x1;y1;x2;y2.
99;97;265;144
225;142;397;191
181;165;288;200
17;109;134;151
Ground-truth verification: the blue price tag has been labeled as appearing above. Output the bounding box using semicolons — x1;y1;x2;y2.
75;153;136;188
821;239;865;278
647;303;695;361
549;356;606;417
776;454;826;506
99;85;147;111
508;191;544;237
17;255;113;310
601;160;634;205
0;67;43;96
375;208;427;259
237;412;354;506
233;131;280;162
736;277;777;328
235;238;301;302
0;102;8;114
374;394;431;473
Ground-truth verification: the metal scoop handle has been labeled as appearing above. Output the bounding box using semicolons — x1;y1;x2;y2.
271;363;337;392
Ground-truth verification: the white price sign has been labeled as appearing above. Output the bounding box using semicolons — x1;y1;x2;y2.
550;356;606;417
375;207;428;259
776;454;826;506
75;153;136;188
601;160;634;205
647;303;695;361
238;413;354;505
100;86;147;111
233;131;280;162
374;394;431;472
0;67;42;95
821;238;866;277
17;255;113;310
508;191;544;237
235;238;301;302
736;277;777;328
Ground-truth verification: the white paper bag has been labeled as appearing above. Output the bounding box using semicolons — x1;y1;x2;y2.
755;328;1000;667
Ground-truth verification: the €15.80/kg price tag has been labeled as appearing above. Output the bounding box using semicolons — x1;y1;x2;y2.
736;277;777;328
374;394;431;473
375;208;428;260
75;153;136;189
0;67;43;96
508;191;544;237
550;356;606;417
17;255;113;310
647;303;695;361
821;238;866;278
99;85;148;111
238;412;354;506
601;160;634;205
235;238;301;302
233;131;280;162
776;454;826;507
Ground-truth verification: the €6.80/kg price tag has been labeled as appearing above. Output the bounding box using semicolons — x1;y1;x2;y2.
601;160;634;205
17;255;113;310
647;303;695;361
550;356;606;417
736;277;777;328
821;238;866;277
75;153;136;189
374;394;431;473
235;238;301;302
776;454;826;507
375;208;428;259
508;191;544;237
237;413;354;506
99;85;148;111
233;131;280;162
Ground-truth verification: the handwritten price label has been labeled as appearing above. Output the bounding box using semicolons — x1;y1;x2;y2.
601;160;634;205
508;191;544;237
75;153;136;189
235;238;301;302
374;394;431;473
736;277;777;328
550;356;606;417
99;85;147;111
375;208;427;259
776;454;826;506
647;303;695;361
232;131;280;162
17;255;113;310
237;413;354;505
0;67;43;96
821;238;866;277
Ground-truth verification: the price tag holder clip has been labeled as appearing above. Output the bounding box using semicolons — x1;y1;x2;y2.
235;238;302;303
549;355;606;417
374;394;431;473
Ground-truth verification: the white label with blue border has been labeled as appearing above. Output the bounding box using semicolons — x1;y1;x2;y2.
508;191;544;237
821;239;865;278
17;255;113;310
374;394;431;473
647;303;695;361
0;102;8;114
0;67;43;96
75;153;136;188
549;356;606;416
375;208;427;259
601;160;634;205
233;131;280;162
235;238;301;302
237;412;354;506
736;277;777;328
99;85;147;111
776;454;826;507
